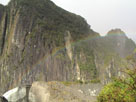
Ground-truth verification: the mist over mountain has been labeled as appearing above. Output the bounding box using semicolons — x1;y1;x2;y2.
0;0;135;101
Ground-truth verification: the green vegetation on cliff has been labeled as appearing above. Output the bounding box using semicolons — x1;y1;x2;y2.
8;0;92;46
98;68;136;102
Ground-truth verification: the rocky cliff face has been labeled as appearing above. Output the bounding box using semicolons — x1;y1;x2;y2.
0;0;135;94
0;0;98;93
94;29;136;84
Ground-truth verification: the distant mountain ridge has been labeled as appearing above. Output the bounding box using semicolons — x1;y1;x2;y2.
105;29;136;57
107;29;126;36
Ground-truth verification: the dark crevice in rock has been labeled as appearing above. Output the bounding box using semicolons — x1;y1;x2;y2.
25;85;31;102
0;13;8;55
0;96;8;102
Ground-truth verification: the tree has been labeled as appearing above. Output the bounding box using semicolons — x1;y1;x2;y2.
97;55;136;102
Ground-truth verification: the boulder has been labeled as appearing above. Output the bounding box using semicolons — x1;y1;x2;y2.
29;82;50;102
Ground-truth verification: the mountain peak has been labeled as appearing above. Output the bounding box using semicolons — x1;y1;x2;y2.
107;29;126;36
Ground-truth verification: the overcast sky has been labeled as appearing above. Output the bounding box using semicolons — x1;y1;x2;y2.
0;0;136;42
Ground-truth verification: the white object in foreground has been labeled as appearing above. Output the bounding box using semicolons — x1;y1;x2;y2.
3;87;26;102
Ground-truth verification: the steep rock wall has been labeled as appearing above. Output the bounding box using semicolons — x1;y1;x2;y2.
0;0;135;94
